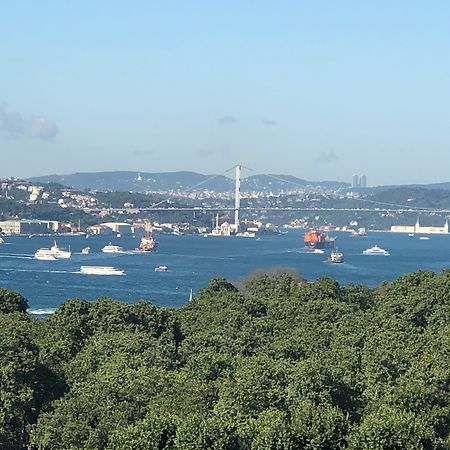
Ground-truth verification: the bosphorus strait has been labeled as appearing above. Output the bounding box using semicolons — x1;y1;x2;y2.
1;230;449;314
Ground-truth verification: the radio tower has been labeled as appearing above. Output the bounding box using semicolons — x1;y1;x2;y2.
234;165;241;233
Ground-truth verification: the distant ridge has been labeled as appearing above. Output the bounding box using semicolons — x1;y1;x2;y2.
28;171;350;193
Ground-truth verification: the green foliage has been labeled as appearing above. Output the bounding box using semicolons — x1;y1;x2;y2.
0;288;28;314
1;268;450;448
0;314;39;448
348;406;436;450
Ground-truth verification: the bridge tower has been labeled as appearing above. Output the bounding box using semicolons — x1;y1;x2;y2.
234;165;241;233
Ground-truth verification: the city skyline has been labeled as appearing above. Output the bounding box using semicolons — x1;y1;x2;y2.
2;1;450;185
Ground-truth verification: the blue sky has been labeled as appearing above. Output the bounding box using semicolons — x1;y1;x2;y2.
1;1;450;185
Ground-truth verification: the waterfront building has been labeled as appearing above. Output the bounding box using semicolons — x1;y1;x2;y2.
391;218;449;234
87;224;114;235
0;219;60;235
101;222;133;235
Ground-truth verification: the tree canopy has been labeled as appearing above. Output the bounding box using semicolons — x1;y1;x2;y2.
1;269;450;449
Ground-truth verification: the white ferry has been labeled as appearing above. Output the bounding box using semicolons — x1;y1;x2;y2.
34;241;72;260
101;243;124;253
80;266;125;276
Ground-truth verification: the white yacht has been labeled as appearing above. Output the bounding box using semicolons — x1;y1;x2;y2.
80;266;125;276
363;245;390;256
34;241;71;260
154;265;168;272
101;243;124;253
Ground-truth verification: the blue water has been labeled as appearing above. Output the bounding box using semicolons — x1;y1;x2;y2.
0;231;449;314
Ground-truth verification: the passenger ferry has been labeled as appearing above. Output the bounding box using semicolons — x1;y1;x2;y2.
34;241;71;260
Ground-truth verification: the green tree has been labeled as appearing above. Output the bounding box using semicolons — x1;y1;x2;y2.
0;288;28;314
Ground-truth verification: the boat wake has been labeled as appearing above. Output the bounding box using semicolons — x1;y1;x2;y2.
0;254;35;259
0;268;74;274
28;308;56;315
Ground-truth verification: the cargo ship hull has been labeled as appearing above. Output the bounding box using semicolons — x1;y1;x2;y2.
304;230;335;249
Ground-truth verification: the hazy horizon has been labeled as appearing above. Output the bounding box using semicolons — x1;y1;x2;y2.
2;1;450;185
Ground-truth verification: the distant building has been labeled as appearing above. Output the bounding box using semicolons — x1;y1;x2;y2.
0;219;59;235
391;218;449;234
359;175;367;188
210;214;232;236
352;174;367;188
101;222;133;235
87;224;113;235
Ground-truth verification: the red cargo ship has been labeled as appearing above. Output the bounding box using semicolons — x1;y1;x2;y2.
304;230;335;249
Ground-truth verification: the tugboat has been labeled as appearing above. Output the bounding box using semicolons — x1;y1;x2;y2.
327;248;344;263
135;233;158;252
304;230;335;249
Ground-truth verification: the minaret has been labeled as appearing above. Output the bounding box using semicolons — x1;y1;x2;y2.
234;165;241;233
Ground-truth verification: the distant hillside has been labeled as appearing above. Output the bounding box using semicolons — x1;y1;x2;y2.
28;171;349;193
242;174;348;191
369;186;450;209
29;171;233;192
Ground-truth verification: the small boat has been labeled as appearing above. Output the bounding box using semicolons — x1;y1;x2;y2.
408;233;415;237
101;243;123;253
327;249;344;263
80;266;125;276
154;265;168;272
81;246;91;254
236;232;256;238
363;245;390;256
313;249;325;254
0;237;4;244
351;227;367;237
188;288;193;302
419;236;430;240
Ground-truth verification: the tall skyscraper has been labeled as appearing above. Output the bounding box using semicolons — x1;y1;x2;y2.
359;174;367;188
352;174;359;188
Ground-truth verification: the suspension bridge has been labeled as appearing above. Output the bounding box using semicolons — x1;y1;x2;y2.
88;165;450;225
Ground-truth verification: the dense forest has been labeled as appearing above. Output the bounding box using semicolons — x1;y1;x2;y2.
1;269;450;449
